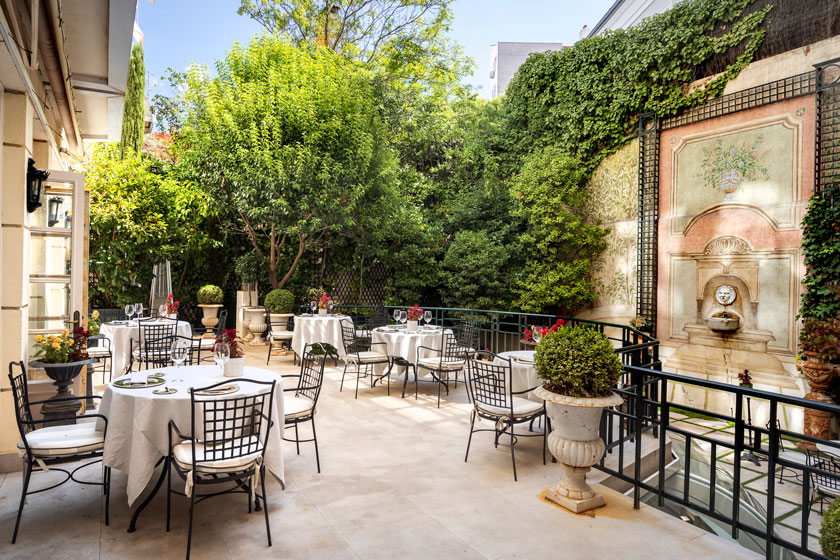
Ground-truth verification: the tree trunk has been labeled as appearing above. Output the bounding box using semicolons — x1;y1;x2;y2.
269;226;277;289
277;235;307;290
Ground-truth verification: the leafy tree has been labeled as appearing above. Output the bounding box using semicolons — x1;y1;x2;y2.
173;36;396;290
120;43;146;158
510;146;607;313
86;144;218;307
441;230;511;310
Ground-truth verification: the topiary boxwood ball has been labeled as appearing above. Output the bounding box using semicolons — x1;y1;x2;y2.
197;284;223;305
534;325;622;398
264;289;295;314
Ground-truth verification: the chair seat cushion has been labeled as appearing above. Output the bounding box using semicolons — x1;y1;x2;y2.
476;396;543;419
418;357;465;371
270;333;293;340
173;437;263;473
284;395;315;420
18;423;105;457
347;351;389;364
87;347;110;358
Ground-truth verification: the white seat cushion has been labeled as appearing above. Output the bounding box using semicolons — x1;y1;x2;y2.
418;357;465;371
173;436;263;473
270;332;293;340
18;423;104;457
476;396;543;419
87;347;110;358
347;351;389;364
284;395;315;420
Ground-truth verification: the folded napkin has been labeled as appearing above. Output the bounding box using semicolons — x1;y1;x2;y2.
128;370;149;385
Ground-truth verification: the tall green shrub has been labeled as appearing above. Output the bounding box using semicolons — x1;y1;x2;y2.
821;498;840;559
120;43;146;158
799;186;840;320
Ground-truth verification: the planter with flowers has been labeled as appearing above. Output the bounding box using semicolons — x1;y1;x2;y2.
797;317;840;440
30;328;94;423
197;285;223;328
162;294;180;319
534;324;623;513
406;305;423;332
318;293;332;316
521;318;565;348
699;136;767;202
738;368;753;389
219;329;245;377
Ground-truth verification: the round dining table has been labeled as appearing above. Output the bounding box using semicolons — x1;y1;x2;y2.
290;314;350;360
496;350;542;402
99;319;192;377
370;325;446;375
97;365;285;528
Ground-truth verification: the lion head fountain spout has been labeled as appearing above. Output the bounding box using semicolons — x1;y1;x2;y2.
706;285;740;332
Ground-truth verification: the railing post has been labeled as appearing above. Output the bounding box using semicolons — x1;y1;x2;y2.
765;402;778;560
634;368;644;509
732;393;743;539
658;375;668;507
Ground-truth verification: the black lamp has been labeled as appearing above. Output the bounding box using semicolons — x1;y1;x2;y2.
47;196;63;227
26;158;50;213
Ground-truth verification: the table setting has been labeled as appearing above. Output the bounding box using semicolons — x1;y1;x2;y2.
496;350;542;402
371;308;445;374
291;293;349;359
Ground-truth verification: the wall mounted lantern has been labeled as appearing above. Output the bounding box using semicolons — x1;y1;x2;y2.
26;158;50;213
47;196;63;226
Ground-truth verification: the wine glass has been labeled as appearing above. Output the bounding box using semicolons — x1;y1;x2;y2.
393;309;399;324
159;303;167;318
171;339;189;369
399;310;407;325
125;303;134;322
424;310;432;327
310;300;317;315
213;342;230;377
328;301;335;315
135;302;144;319
533;330;543;345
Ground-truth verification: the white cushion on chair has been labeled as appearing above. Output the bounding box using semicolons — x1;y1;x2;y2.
476;396;543;419
347;351;389;364
87;347;110;358
173;436;263;473
284;395;315;420
418;358;465;371
18;423;104;457
270;333;293;341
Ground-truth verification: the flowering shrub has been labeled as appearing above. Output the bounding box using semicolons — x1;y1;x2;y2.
318;293;332;310
407;305;424;321
216;329;244;358
33;328;90;364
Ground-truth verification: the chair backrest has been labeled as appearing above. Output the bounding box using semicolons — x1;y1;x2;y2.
139;322;177;361
214;309;228;339
466;353;513;413
456;320;480;353
442;327;469;361
807;448;840;495
297;343;327;403
8;362;35;437
369;307;390;329
190;378;276;465
340;319;363;356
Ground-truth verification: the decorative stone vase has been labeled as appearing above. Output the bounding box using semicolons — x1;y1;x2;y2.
318;308;328;316
224;356;244;377
535;385;623;513
30;359;94;425
797;352;839;442
270;313;294;332
718;170;741;201
198;304;223;329
407;320;419;333
246;307;267;346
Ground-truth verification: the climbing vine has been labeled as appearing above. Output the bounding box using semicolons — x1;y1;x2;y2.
800;186;840;320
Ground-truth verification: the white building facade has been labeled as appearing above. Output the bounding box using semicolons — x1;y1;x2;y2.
489;41;565;98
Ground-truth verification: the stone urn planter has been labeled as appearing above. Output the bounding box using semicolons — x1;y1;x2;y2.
797;351;839;441
535;385;623;513
198;304;223;329
224;356;244;377
270;313;294;332
246;307;267;346
30;359;94;425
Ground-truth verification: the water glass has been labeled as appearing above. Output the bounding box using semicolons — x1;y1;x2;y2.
125;304;134;321
171;339;189;368
213;342;230;376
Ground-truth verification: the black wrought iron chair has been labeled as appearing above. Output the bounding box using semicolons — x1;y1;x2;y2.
7;361;111;543
453;320;480;392
464;353;547;481
193;309;228;363
86;333;113;393
282;343;327;472
167;377;276;560
339;318;392;399
266;309;294;366
129;321;178;371
805;448;840;519
415;326;469;407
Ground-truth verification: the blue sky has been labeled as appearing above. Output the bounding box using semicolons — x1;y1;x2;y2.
136;0;615;98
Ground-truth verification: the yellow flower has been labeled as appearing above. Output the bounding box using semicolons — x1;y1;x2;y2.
64;339;73;346
92;310;99;319
61;329;69;338
51;342;61;350
34;335;44;343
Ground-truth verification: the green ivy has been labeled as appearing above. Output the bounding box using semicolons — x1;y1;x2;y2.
800;186;840;320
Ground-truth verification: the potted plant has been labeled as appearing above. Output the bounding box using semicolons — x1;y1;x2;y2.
30;328;94;423
737;369;753;388
219;329;245;377
797;317;840;440
162;293;179;319
533;324;624;513
317;293;331;316
406;305;423;332
197;285;224;328
264;289;295;332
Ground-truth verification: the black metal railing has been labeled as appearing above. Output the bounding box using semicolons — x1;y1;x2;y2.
599;365;840;560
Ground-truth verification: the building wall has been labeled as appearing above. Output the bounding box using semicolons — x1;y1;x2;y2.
588;0;681;36
490;42;564;98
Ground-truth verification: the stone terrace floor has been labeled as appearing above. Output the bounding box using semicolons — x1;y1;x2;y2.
0;352;759;559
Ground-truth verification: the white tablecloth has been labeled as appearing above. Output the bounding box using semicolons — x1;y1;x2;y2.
99;320;192;377
371;326;445;375
98;365;284;506
497;350;541;401
291;315;350;360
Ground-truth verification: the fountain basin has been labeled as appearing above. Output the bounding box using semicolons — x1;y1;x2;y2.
706;315;739;332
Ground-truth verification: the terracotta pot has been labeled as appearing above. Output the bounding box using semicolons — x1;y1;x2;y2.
535;385;623;513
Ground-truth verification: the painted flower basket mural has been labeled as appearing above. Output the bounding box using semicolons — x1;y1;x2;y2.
699;136;768;201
